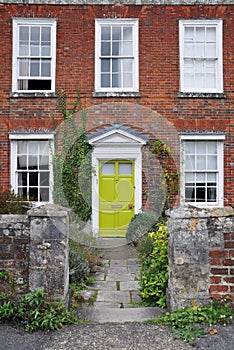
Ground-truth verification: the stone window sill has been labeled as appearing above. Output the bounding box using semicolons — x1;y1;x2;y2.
177;92;226;99
10;92;57;98
92;91;141;98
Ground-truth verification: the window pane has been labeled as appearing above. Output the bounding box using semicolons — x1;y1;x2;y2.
196;27;205;42
206;43;216;57
40;188;49;201
207;173;216;182
112;73;121;88
112;42;120;56
39;141;49;155
123;27;132;40
18;172;27;186
41;45;51;56
207;155;217;170
101;27;111;40
28;156;38;170
207;187;216;202
185;155;195;170
196;187;205;202
123;41;132;56
39;156;49;170
112;59;121;73
17;156;27;170
41;27;51;42
19;59;30;76
29;172;38;186
102;163;115;175
29;188;38;201
101;42;111;56
112;26;121;40
207;26;216;40
30;59;40;76
29;141;38;154
185;187;195;201
184;42;194;57
123;59;132;72
197;142;206;154
101;59;110;73
40;172;49;186
196;173;205;182
41;60;51;77
19;26;29;41
185;141;195;154
18;141;27;154
184;27;194;41
185;173;194;182
197;155;206;170
101;74;110;87
119;163;132;175
123;73;132;88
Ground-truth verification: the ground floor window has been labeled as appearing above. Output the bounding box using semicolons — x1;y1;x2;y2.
180;134;224;206
10;133;54;203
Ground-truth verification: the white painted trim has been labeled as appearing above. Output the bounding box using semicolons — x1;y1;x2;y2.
179;19;223;93
180;134;225;207
95;18;139;93
9;133;54;204
89;130;146;237
12;18;57;93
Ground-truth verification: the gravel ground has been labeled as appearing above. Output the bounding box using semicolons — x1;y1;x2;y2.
0;322;234;350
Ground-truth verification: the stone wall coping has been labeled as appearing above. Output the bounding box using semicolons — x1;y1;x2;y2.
1;0;234;5
167;205;234;219
28;203;71;218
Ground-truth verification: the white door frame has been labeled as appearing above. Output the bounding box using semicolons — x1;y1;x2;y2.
88;129;146;237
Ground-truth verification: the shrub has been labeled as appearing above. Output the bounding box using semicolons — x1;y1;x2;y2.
0;287;78;332
126;212;158;245
69;239;101;283
0;189;31;214
148;301;234;345
138;223;168;308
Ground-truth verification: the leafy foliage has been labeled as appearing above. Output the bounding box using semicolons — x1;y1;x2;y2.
69;239;101;283
0;189;31;214
53;89;92;223
138;223;168;308
126;212;158;245
0;272;78;332
148;301;234;345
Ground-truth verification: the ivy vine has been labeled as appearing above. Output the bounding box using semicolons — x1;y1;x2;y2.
53;89;92;223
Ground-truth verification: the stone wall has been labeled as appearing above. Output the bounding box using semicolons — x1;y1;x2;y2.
0;204;70;305
167;205;234;311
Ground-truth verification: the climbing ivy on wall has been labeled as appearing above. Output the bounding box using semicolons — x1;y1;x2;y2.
53;89;92;223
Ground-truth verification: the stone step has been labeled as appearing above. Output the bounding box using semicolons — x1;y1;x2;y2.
76;306;164;324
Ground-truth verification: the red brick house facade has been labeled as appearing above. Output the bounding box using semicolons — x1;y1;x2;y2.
0;1;233;237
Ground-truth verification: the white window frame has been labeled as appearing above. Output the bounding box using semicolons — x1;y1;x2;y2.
179;19;223;93
9;133;54;205
95;18;139;93
12;18;57;93
180;134;225;207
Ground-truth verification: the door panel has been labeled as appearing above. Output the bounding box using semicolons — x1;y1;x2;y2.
99;160;134;237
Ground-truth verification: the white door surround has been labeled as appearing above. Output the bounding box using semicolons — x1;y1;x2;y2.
88;128;147;237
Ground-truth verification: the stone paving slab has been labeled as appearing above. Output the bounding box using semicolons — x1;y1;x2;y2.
110;259;127;268
106;272;136;281
120;281;139;291
89;281;117;290
96;291;131;303
76;306;164;323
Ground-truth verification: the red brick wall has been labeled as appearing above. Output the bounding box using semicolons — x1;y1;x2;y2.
0;4;233;205
210;232;234;301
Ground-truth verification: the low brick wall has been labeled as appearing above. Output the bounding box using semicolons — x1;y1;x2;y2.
0;204;70;305
167;205;234;311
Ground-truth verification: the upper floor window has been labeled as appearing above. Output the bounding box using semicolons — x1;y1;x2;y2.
95;19;139;93
12;19;56;93
179;20;223;93
180;135;224;207
10;133;54;203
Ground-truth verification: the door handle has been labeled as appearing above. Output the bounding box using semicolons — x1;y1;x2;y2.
128;204;134;209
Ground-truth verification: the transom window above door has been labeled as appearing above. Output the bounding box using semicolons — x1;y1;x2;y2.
95;19;139;93
12;18;57;93
179;20;223;93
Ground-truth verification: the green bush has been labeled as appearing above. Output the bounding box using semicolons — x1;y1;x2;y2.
69;239;101;283
0;287;78;332
148;301;234;345
0;189;31;214
126;212;158;245
138;223;168;308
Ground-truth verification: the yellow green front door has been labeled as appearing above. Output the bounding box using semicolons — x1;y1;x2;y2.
99;160;135;237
